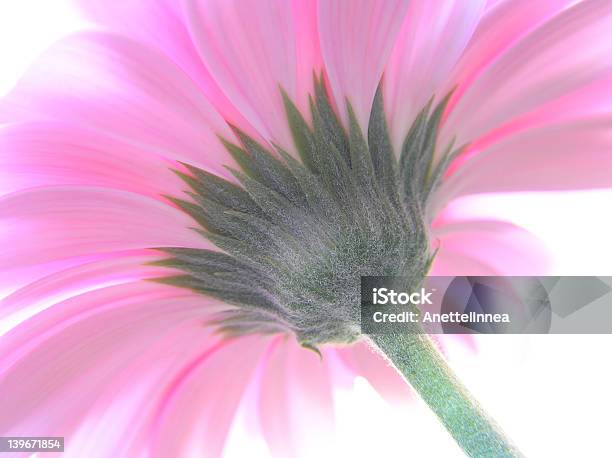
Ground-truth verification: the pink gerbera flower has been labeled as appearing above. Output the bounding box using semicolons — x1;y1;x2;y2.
2;0;611;456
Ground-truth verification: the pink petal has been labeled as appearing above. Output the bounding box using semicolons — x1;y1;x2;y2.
0;255;131;301
185;0;321;152
256;337;335;458
0;122;185;199
431;248;503;276
384;0;485;151
0;280;257;457
0;282;203;435
255;338;295;458
318;0;410;130
0;251;170;334
435;115;612;208
0;32;235;178
443;71;612;180
445;0;574;117
75;0;203;86
444;0;612;146
75;0;252;135
0;187;210;273
430;217;550;275
335;340;413;405
146;335;270;458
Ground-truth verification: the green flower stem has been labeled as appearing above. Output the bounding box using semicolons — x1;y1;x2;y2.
370;333;523;458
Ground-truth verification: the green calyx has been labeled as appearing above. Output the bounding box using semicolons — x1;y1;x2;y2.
153;76;460;351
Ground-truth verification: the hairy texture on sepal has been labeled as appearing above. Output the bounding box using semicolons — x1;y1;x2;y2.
158;79;457;350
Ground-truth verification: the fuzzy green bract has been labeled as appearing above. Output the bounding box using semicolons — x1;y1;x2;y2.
153;77;459;351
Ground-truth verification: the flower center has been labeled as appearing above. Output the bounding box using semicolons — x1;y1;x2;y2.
155;77;459;352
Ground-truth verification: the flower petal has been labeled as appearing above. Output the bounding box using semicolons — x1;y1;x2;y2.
0;281;255;457
0;283;199;435
384;0;485;151
76;0;259;135
318;0;410;130
335;341;413;405
445;0;612;146
146;335;270;458
0;187;210;273
430;217;550;275
74;1;208;88
446;0;574;117
0;251;169;334
0;122;185;199
0;32;234;177
256;337;335;458
185;0;321;151
435;115;612;208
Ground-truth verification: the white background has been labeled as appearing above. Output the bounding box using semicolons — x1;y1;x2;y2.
2;2;612;457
